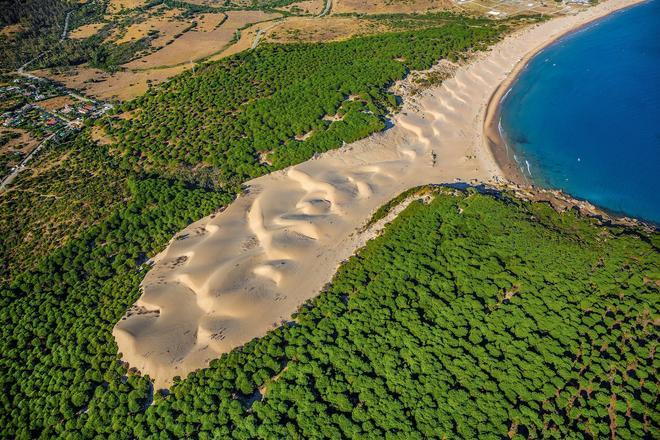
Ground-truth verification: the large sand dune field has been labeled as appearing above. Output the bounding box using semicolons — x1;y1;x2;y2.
113;0;641;388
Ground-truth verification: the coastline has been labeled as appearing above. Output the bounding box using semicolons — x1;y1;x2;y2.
484;0;646;186
113;0;647;388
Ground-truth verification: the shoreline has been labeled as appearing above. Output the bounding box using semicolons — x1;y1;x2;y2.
484;0;646;186
113;0;647;388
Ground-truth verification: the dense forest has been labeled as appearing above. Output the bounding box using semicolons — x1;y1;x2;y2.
2;187;657;438
105;16;506;183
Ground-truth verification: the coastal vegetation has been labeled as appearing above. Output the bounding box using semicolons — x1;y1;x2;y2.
2;187;657;438
1;6;657;439
104;16;505;183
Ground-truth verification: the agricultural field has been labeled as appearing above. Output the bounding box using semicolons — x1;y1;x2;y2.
278;0;326;14
123;10;281;69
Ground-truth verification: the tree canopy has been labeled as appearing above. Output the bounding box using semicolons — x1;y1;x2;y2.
2;187;657;438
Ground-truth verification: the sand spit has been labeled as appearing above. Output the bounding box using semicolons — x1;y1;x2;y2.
114;0;641;388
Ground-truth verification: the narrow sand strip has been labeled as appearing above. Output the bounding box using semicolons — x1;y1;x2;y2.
114;0;641;388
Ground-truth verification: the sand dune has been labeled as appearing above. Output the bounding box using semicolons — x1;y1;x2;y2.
113;0;641;388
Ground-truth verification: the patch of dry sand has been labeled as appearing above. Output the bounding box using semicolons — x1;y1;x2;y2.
113;0;641;388
124;10;280;69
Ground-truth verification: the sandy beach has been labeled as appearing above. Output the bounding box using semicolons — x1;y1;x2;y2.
113;0;643;389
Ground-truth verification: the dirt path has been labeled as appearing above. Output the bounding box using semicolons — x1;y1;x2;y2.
320;0;332;16
0;125;71;193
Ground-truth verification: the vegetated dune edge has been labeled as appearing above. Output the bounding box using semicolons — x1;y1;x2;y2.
113;0;641;389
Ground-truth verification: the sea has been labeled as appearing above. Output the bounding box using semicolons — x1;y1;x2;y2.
499;0;660;224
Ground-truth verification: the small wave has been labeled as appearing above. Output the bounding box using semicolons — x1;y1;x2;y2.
500;87;513;104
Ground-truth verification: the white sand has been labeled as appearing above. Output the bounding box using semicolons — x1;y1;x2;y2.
113;0;642;388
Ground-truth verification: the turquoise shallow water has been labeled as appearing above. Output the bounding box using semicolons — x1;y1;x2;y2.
499;0;660;224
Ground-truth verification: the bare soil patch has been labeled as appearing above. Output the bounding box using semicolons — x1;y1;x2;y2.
0;127;40;173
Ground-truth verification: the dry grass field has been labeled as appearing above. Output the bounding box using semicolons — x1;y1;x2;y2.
110;7;190;45
333;0;455;14
279;0;326;14
69;23;106;39
451;0;585;16
0;23;24;38
107;0;150;14
124;10;280;69
36;64;189;101
35;95;75;112
266;16;388;43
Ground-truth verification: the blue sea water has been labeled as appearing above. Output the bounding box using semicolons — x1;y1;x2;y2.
499;0;660;224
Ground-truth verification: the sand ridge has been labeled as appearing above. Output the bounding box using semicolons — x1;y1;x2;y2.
113;0;641;388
